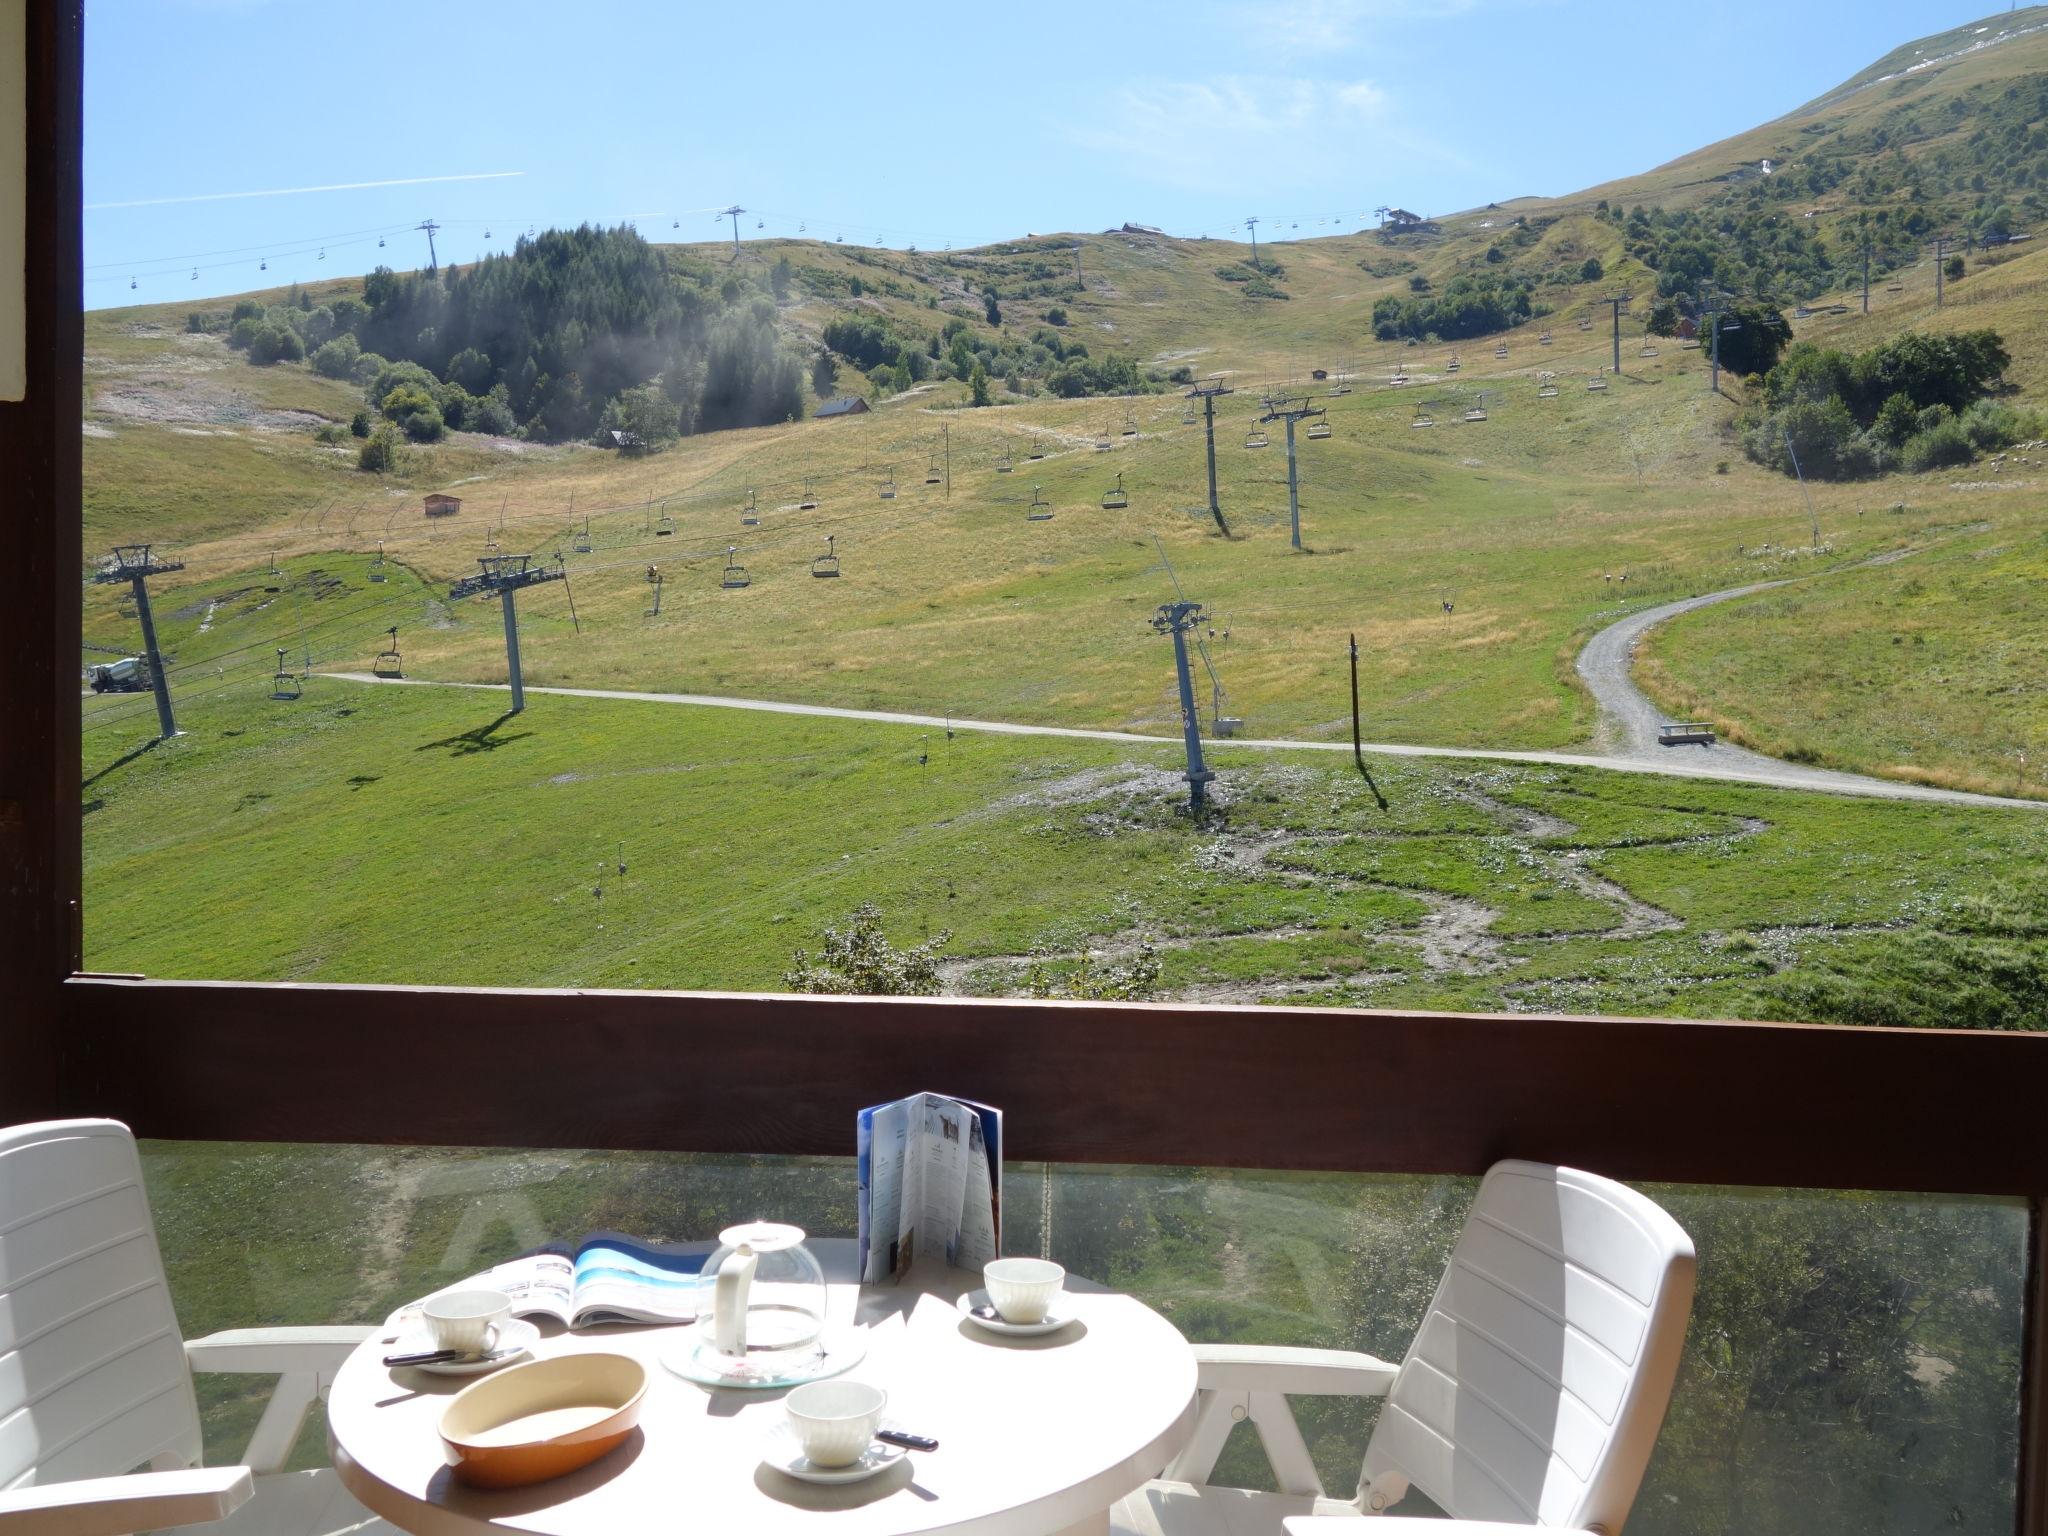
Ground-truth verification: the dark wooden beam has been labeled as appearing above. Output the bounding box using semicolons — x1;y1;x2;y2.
0;0;82;1123
62;978;2048;1195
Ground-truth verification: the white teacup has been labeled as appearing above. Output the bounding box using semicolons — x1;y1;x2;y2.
784;1379;887;1468
984;1258;1065;1324
421;1289;511;1355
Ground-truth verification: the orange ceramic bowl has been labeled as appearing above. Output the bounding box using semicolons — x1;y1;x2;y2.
439;1353;647;1489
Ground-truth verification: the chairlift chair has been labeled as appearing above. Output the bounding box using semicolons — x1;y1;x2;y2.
1464;406;1489;422
1587;376;1609;391
368;540;387;583
996;450;1014;473
1121;411;1139;437
654;509;676;537
880;467;897;500
924;456;942;485
812;534;841;578
1306;416;1332;440
1245;424;1270;449
1539;330;1553;346
574;519;593;553
1101;473;1128;511
1493;342;1509;359
1578;313;1593;330
1181;405;1198;425
740;491;760;527
1539;379;1560;398
799;480;819;510
373;628;403;678
1639;341;1660;358
1886;281;1904;292
1680;336;1702;349
1028;484;1054;521
270;649;302;701
1445;354;1461;373
1411;410;1436;428
1027;444;1045;461
721;547;751;589
1095;427;1114;451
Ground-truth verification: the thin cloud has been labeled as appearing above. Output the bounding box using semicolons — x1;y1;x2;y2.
1072;75;1464;193
88;171;524;211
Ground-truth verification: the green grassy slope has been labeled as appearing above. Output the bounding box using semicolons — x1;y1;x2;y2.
84;663;2048;1028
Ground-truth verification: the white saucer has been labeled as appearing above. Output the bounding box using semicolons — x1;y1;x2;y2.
762;1419;908;1485
957;1289;1075;1337
388;1317;539;1375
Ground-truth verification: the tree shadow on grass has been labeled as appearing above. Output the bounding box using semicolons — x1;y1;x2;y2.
417;712;531;757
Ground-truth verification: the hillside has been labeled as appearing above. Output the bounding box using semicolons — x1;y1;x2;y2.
78;8;2048;801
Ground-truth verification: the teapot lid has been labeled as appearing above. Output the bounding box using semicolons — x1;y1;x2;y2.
718;1221;806;1253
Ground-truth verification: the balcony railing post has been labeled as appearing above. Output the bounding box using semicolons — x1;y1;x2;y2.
2021;1195;2048;1536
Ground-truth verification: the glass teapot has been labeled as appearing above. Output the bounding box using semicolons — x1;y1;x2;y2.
681;1222;829;1387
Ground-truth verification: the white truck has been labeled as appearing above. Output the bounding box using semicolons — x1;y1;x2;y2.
87;656;148;693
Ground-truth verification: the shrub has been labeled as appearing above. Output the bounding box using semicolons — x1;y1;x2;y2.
1901;419;1976;472
445;347;493;394
381;384;445;441
313;422;347;445
350;351;387;387
364;359;439;411
1043;306;1067;326
1945;254;1966;282
230;298;263;325
312;334;361;379
349;408;371;438
244;323;304;365
470;388;517;436
357;424;402;473
783;903;950;996
1580;256;1604;282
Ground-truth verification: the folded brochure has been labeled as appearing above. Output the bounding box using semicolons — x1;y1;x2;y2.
857;1092;1002;1283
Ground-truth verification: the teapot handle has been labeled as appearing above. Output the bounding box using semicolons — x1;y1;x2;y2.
711;1243;758;1357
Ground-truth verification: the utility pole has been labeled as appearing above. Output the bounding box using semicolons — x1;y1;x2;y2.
415;219;440;274
448;554;566;714
1260;396;1326;551
1244;215;1260;271
1184;378;1235;537
1151;600;1216;811
1593;293;1632;376
943;419;951;500
93;544;184;740
717;206;746;260
1934;234;1952;307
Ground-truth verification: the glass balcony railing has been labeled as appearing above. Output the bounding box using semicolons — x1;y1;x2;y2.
141;1143;2028;1533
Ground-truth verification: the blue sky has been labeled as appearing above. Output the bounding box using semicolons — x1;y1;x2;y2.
86;0;2031;308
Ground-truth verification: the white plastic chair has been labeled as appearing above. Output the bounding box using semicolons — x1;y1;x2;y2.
0;1119;394;1535
1114;1161;1695;1536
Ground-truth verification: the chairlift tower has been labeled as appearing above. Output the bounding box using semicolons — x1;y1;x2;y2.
415;219;440;274
717;206;746;260
1592;293;1632;376
1260;397;1326;551
1696;287;1739;394
1244;216;1260;271
1151;600;1217;810
92;543;184;739
1184;378;1235;537
1933;234;1953;308
447;554;565;714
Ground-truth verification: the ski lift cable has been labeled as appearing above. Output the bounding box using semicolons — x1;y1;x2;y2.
84;221;418;272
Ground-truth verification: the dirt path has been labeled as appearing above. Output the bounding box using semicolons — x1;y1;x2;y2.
1569;548;2031;804
322;672;2045;811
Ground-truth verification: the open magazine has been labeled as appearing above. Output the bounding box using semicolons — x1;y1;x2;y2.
857;1092;1002;1283
408;1232;714;1329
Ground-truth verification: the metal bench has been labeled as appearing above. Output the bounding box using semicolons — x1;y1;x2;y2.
1658;721;1716;746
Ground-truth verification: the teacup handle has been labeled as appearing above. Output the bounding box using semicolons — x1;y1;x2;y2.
481;1322;499;1353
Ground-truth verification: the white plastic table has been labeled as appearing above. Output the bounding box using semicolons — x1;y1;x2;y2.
327;1244;1197;1536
